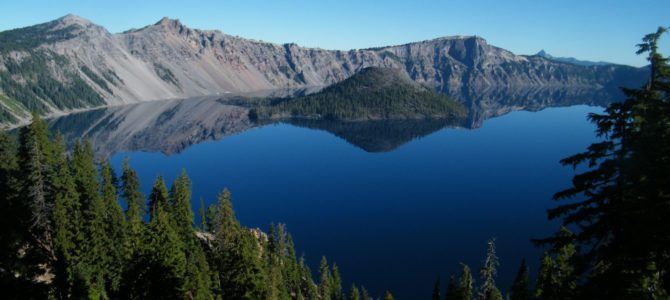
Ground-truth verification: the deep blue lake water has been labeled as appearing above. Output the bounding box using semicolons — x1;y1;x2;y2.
95;104;599;299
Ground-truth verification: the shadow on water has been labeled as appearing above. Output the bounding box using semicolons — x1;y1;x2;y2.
47;85;625;157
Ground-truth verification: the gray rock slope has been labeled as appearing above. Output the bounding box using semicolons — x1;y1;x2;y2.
0;14;648;126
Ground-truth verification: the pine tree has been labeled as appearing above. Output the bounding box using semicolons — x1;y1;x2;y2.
534;253;556;300
384;290;394;300
209;189;266;299
51;134;83;298
444;275;460;300
319;256;333;300
510;259;531;300
100;161;126;293
169;171;214;299
284;232;302;296
18;114;54;270
349;283;361;300
542;27;670;298
121;158;144;261
479;239;500;300
458;264;473;300
136;205;188;299
72;139;110;297
199;197;207;231
360;286;371;300
299;255;320;299
0;130;24;296
332;263;344;300
432;277;441;300
171;170;193;239
148;176;169;220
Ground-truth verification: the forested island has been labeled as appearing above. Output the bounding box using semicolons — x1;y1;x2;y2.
250;67;467;121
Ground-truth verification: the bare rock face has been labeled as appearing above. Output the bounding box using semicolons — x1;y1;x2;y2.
0;15;648;126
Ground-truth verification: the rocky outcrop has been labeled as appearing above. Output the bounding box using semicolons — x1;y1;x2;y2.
0;15;648;126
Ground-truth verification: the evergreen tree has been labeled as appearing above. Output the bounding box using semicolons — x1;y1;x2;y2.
509;259;531;300
360;286;371;300
444;275;460;300
478;239;500;300
284;232;302;296
72;139;110;297
148;175;169;220
432;277;441;300
458;263;474;300
534;253;554;300
0;131;25;296
332;263;344;300
319;256;333;300
121;158;144;261
541;27;670;298
199;197;207;231
169;171;214;299
384;290;394;300
209;189;266;299
2;115;52;298
18;113;54;273
171;170;193;238
51;134;83;298
349;283;361;300
100;161;126;293
299;255;320;299
132;205;188;299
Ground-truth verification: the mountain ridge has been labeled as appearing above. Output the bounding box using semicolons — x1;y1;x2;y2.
0;15;649;126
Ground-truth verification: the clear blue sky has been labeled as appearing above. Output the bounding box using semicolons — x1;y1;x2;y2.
0;0;668;67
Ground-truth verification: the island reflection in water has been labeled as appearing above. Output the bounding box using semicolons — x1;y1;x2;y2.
47;86;619;299
49;86;621;156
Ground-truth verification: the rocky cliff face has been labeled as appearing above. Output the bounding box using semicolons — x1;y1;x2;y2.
0;15;648;126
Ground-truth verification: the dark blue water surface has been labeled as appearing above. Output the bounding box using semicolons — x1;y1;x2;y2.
105;105;600;299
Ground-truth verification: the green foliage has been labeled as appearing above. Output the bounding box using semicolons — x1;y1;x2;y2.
154;63;180;87
432;277;441;300
509;259;531;300
51;134;82;298
0;20;79;53
148;176;169;220
0;51;104;114
0;116;385;299
478;239;500;300
121;158;145;261
538;27;670;298
458;264;474;300
80;66;113;94
319;256;333;300
360;286;371;300
444;275;460;300
100;161;126;293
253;67;466;121
349;283;361;300
132;205;188;299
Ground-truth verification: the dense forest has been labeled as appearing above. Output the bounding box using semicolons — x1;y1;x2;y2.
0;115;392;299
250;67;466;121
429;27;670;300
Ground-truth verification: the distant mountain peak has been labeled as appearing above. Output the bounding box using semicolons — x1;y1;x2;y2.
154;16;185;31
536;49;550;57
534;50;611;66
56;14;93;27
156;16;181;26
